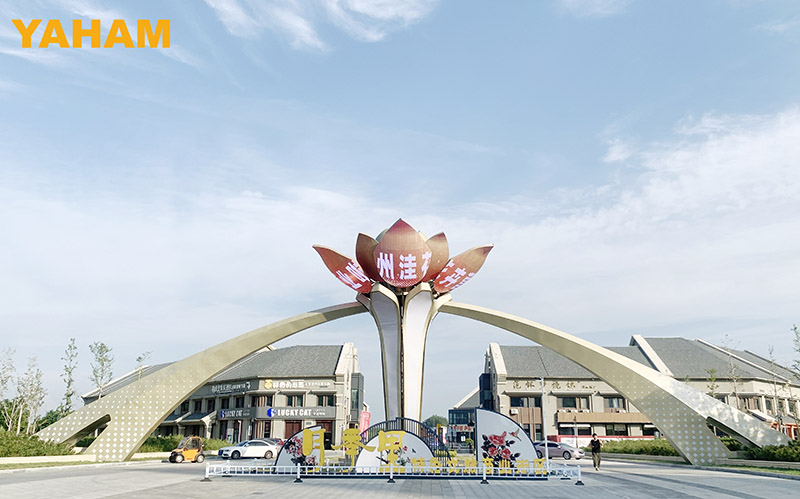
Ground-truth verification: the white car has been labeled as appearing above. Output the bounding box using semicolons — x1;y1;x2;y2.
532;440;585;460
218;439;280;459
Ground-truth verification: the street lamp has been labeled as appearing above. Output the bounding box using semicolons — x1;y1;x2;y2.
573;415;578;448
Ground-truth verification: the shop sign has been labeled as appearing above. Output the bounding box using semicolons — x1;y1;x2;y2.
219;408;252;419
265;407;337;419
211;380;252;395
262;379;333;390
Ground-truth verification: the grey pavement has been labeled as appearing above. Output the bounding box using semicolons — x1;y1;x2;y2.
0;458;797;498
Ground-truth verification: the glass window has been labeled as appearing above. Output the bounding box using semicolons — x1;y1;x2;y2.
317;394;335;407
510;397;525;407
235;397;245;408
350;389;359;411
180;401;189;413
604;397;625;410
221;398;230;409
558;396;589;410
286;395;304;407
207;399;215;412
605;424;628;436
765;399;773;413
193;400;202;413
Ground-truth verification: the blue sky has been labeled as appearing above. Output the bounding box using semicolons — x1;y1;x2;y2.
1;0;800;421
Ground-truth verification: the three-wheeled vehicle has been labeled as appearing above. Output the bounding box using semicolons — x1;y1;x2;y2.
169;436;205;463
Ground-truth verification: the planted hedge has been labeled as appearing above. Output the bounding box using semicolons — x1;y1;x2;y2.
593;439;680;456
744;439;800;462
0;431;74;457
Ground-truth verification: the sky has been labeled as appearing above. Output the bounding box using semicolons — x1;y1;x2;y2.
1;0;799;422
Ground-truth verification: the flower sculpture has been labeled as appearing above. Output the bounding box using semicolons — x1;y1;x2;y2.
313;219;493;421
312;219;493;295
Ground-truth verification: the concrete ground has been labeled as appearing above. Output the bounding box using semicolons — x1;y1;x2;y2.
0;458;797;498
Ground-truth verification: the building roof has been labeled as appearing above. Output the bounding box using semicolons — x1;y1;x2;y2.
642;337;788;381
211;345;345;382
500;345;655;378
497;337;800;383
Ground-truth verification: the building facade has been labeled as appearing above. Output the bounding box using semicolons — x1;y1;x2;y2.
451;336;800;445
84;343;363;448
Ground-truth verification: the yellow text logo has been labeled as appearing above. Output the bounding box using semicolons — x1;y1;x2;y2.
12;19;170;48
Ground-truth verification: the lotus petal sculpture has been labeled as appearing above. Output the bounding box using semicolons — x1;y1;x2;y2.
314;219;493;420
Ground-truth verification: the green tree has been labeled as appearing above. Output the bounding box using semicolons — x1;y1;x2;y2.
705;368;719;397
423;415;447;428
20;357;46;434
60;338;78;416
792;324;800;375
135;351;151;381
89;342;114;399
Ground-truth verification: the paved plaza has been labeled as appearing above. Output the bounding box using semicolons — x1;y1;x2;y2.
0;458;797;498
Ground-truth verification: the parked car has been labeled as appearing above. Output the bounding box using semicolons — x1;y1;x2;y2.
218;439;280;459
532;440;585;460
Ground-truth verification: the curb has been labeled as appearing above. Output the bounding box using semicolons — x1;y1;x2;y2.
0;459;165;475
605;456;800;481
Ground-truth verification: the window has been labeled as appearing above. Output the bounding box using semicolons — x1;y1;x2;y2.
743;397;760;411
604;397;625;411
220;398;230;409
180;401;189;413
251;395;273;407
557;396;589;410
235;397;245;408
643;425;658;436
207;399;215;412
510;396;541;408
350;389;359;411
193;400;202;413
765;398;773;413
317;394;335;407
286;394;304;407
605;424;628;436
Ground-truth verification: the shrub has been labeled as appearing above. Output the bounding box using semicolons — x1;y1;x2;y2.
136;435;230;453
720;437;743;451
743;440;800;462
0;430;74;457
76;436;95;447
596;438;680;457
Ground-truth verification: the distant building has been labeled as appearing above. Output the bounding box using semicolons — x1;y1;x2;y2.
450;336;800;445
83;343;364;447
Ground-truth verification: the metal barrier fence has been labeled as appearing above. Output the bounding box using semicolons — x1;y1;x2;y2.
203;462;584;485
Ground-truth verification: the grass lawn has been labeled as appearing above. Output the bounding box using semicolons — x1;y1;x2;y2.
0;457;164;471
715;464;800;477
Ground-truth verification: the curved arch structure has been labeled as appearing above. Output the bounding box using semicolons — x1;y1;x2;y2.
37;293;789;465
37;302;367;462
440;301;790;465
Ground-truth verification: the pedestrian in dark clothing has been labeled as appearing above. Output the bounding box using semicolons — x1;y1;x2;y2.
590;433;602;470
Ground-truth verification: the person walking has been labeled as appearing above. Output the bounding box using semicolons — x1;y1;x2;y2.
590;433;602;470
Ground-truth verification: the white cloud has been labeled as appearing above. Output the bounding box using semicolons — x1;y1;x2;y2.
602;138;634;163
204;0;437;50
321;0;437;42
757;17;800;34
557;0;634;18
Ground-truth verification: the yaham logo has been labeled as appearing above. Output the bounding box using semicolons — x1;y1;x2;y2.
12;19;169;48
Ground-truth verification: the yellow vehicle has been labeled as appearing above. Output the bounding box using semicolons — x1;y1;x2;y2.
169;436;205;463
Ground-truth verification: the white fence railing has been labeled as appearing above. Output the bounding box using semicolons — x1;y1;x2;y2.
204;462;583;484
